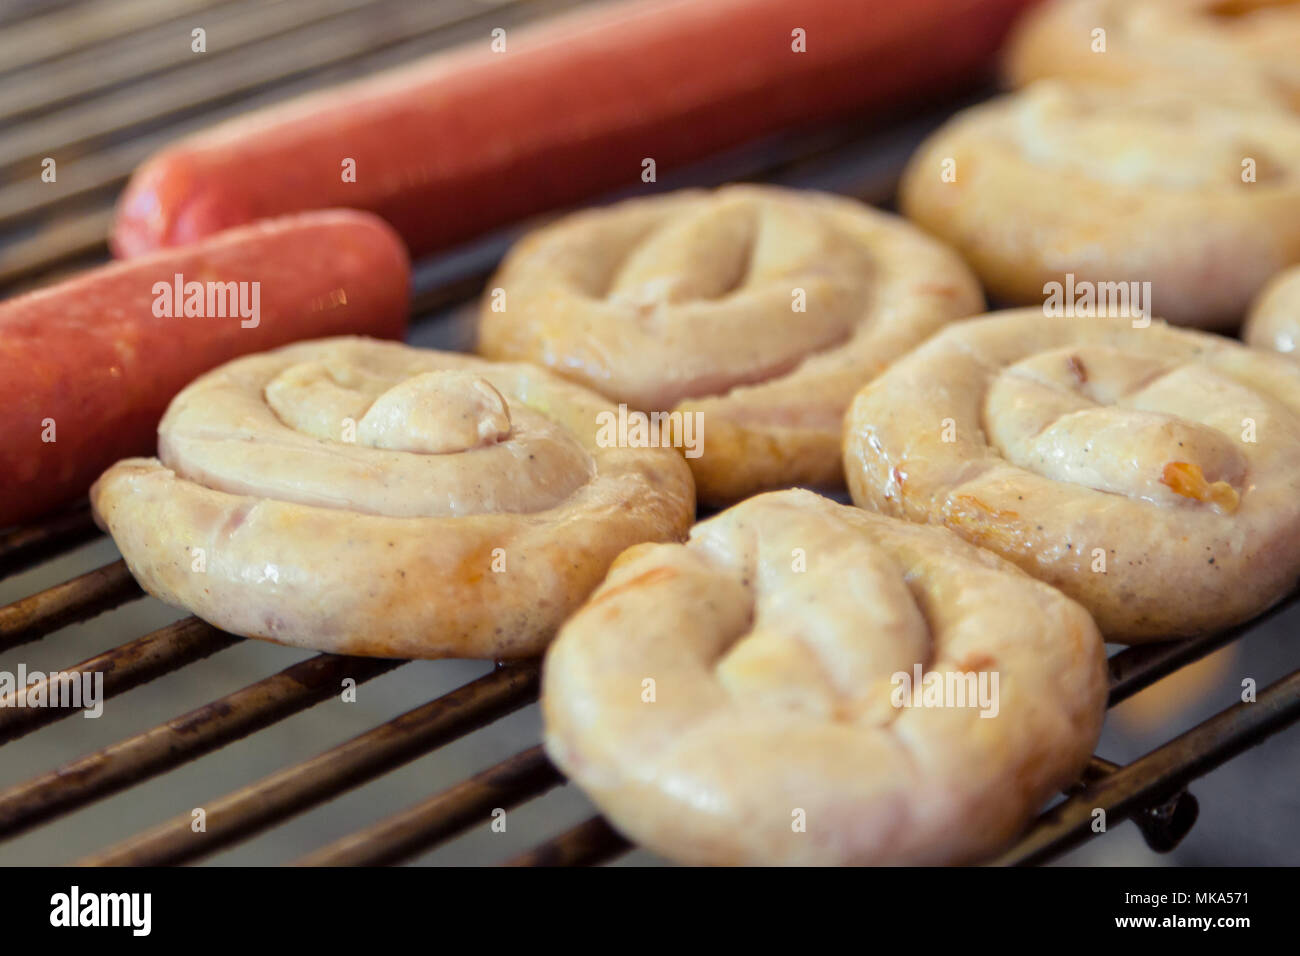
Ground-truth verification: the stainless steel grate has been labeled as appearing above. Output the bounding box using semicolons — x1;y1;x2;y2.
2;0;1298;867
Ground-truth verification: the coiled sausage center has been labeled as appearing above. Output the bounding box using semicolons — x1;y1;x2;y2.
157;343;595;518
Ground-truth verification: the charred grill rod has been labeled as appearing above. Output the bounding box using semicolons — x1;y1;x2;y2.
0;652;402;841
502;815;631;867
0;616;238;745
0;502;99;580
990;666;1300;866
4;550;1295;864
0;559;140;653
1107;589;1300;706
294;744;563;867
76;662;540;866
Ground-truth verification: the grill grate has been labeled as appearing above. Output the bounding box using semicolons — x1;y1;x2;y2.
2;0;1299;867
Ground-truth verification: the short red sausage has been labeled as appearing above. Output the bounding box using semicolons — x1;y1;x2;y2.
0;209;409;527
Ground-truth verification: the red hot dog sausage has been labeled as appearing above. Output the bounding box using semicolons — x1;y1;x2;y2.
0;210;409;528
112;0;1037;259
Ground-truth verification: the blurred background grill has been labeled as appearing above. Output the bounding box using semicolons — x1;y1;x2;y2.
1;0;1298;867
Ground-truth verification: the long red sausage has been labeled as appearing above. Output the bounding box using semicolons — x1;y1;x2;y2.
0;210;409;527
112;0;1037;259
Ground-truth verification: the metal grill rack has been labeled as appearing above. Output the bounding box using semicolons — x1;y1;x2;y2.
2;0;1299;867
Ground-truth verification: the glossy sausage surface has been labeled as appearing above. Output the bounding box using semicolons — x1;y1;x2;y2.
1;210;410;527
112;0;1037;259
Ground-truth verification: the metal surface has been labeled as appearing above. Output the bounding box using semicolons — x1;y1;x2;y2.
503;816;631;867
0;560;140;653
296;744;563;867
0;652;402;840
0;503;99;580
77;663;540;866
1;0;1298;867
1106;590;1300;706
0;617;239;744
992;668;1300;866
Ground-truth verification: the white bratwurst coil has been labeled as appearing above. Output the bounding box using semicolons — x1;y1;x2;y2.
478;185;983;505
91;337;695;659
899;80;1300;330
1244;265;1300;357
844;310;1300;641
543;489;1107;866
1004;0;1300;109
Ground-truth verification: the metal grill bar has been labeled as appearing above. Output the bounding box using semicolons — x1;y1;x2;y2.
285;628;1238;868
1107;590;1300;706
1071;756;1197;854
0;617;239;745
75;662;539;866
0;1;81;30
0;0;571;175
503;816;631;867
294;745;563;867
0;0;582;295
0;137;163;232
0;502;98;580
4;544;1296;864
0;208;115;290
991;666;1300;866
0;0;231;74
10;547;1264;713
0;652;401;840
500;757;1198;866
0;560;140;653
0;0;383;123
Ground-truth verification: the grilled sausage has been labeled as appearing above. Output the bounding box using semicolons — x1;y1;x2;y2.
0;210;409;527
112;0;1036;259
